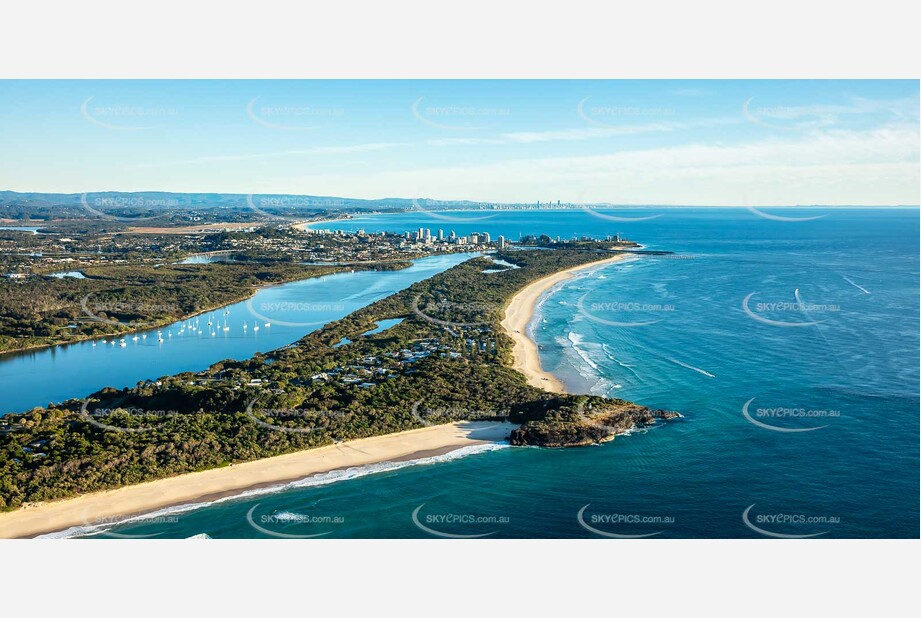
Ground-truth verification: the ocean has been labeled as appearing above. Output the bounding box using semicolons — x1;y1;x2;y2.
48;207;919;539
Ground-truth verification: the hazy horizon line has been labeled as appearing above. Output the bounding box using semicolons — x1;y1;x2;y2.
0;188;917;209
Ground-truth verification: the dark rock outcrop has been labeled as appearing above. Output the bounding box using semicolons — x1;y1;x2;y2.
509;401;678;447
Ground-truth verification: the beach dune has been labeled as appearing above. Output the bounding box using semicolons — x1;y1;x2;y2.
500;254;629;394
0;421;512;538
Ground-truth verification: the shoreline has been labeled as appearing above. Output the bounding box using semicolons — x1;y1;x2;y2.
500;253;631;394
0;421;514;538
291;217;352;231
0;287;264;361
0;263;357;361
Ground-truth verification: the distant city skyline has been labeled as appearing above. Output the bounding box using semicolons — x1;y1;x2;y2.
0;80;918;205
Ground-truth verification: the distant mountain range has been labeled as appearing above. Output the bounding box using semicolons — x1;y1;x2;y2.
0;191;410;210
1;191;880;214
0;191;514;212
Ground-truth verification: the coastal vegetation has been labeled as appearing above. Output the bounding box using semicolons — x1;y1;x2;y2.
0;248;675;511
0;257;405;354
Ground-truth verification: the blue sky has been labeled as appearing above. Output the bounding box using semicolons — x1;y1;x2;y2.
0;80;917;205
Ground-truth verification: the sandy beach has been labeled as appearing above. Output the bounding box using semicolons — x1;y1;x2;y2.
0;421;513;538
292;217;350;231
500;254;629;394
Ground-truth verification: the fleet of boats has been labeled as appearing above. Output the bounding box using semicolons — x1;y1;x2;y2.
89;308;272;349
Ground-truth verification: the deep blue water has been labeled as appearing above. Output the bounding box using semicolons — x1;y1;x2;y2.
45;208;920;539
0;253;476;414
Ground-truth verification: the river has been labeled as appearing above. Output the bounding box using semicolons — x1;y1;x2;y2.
0;253;476;414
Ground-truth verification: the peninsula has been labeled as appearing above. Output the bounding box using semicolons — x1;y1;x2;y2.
0;246;676;536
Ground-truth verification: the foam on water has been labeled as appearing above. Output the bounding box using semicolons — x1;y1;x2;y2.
37;442;509;539
566;331;601;372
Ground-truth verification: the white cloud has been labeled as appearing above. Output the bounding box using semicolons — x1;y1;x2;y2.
425;117;743;147
743;95;919;129
131;142;407;168
273;125;919;205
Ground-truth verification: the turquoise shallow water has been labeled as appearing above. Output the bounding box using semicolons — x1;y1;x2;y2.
50;208;919;539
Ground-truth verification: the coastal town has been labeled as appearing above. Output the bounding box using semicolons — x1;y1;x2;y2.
0;215;638;360
0;222;510;276
2;218;634;278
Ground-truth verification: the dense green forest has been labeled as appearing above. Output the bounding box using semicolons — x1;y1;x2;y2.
0;249;675;510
